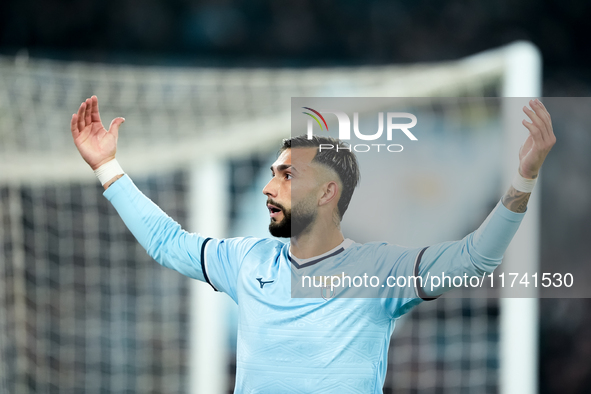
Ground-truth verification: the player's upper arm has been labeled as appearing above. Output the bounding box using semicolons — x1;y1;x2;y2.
416;199;526;298
415;238;481;298
362;243;427;319
201;236;269;302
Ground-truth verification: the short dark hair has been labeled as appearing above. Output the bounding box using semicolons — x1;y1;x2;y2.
281;135;360;220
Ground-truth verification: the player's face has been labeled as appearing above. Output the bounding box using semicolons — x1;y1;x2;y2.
263;148;322;238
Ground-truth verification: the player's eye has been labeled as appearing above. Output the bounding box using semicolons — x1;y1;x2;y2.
285;173;292;180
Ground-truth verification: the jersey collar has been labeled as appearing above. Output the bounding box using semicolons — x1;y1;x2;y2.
288;238;354;269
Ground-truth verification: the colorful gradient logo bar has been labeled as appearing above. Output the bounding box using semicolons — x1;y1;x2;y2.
302;107;328;131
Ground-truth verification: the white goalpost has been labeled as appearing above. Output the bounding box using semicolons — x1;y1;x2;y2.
499;42;542;394
0;41;541;394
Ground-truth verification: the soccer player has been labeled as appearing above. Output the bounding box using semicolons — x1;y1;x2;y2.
70;96;555;393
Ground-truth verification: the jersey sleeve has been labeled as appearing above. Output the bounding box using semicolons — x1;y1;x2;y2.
362;244;425;320
200;237;263;302
417;198;526;298
103;175;258;301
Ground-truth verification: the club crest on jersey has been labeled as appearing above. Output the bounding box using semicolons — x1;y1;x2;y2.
319;273;346;300
320;285;337;300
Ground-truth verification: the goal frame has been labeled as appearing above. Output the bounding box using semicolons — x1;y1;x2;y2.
189;41;542;394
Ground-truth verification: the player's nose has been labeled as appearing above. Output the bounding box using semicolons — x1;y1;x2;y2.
262;178;278;197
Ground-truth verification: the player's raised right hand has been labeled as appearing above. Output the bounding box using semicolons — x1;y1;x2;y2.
71;96;125;171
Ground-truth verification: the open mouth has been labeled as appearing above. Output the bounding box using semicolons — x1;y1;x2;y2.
267;204;283;218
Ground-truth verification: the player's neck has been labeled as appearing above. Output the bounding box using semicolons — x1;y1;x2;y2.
290;221;344;260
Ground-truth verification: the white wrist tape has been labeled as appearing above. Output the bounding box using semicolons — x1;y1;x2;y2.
94;159;124;186
512;172;537;193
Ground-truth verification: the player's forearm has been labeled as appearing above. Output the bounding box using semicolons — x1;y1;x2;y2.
103;175;206;280
469;199;525;266
501;185;531;213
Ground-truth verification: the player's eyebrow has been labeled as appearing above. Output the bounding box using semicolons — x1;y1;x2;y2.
270;164;293;173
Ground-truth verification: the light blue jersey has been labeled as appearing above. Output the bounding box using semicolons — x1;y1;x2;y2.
104;175;525;393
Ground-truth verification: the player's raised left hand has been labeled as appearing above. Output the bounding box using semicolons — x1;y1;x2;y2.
519;99;556;179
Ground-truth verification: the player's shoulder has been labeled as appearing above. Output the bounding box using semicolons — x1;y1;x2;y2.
346;240;417;253
226;236;286;256
209;236;285;257
344;240;425;262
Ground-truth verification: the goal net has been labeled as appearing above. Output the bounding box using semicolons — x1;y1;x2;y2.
0;42;540;393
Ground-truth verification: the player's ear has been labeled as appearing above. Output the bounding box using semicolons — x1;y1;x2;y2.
318;181;339;207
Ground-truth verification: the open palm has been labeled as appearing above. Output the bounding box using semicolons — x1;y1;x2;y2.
519;99;556;179
71;96;125;171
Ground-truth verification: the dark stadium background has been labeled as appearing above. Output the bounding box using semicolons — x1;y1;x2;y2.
1;1;590;393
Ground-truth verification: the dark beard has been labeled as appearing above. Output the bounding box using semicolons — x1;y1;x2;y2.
269;207;291;238
268;199;316;238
